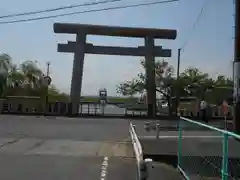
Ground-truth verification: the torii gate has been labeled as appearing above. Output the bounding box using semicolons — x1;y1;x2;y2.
53;23;177;117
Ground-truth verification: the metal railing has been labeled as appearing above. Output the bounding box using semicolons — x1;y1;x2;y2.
129;122;143;179
177;117;240;180
129;122;153;180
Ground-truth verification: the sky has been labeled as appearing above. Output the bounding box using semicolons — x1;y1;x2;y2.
0;0;235;96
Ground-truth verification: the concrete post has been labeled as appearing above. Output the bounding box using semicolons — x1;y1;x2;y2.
70;33;86;116
144;36;156;118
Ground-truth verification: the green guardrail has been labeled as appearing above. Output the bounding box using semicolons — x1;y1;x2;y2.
177;117;240;180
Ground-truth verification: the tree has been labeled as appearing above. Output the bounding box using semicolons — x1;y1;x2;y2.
48;85;69;101
0;54;69;101
205;75;233;104
116;79;141;97
19;60;43;89
0;53;12;96
117;59;177;114
117;60;234;105
117;59;175;97
7;64;25;88
179;67;213;98
0;53;12;73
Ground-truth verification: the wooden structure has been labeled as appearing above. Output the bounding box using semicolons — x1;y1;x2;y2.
53;23;177;117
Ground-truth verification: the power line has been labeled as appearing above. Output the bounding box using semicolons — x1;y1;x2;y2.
0;0;122;19
180;0;208;51
0;0;179;25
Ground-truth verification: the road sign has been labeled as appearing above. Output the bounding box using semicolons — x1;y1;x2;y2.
44;76;52;85
41;75;51;86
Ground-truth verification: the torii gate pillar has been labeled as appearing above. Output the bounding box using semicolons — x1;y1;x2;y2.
70;33;86;115
145;36;156;117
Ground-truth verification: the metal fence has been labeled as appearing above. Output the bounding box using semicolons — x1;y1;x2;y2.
178;106;233;119
177;117;240;180
0;97;235;119
0;99;147;117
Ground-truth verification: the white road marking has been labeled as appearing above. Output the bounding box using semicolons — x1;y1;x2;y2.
100;157;109;180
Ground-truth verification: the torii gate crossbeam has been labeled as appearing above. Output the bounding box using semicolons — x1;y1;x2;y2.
53;23;177;117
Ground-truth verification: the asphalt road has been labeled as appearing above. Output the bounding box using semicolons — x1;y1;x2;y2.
0;115;136;180
0;116;131;141
2;107;221;180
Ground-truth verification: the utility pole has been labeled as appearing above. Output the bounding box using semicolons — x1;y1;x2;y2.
233;0;240;134
176;48;181;115
46;62;50;76
45;62;50;114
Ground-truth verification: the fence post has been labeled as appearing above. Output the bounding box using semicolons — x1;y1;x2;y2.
144;121;150;132
156;123;160;139
177;118;183;168
222;133;229;180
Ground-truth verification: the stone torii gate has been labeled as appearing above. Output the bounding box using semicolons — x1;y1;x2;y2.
53;23;177;117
